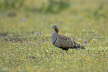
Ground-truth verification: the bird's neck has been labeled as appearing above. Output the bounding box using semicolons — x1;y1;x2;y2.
52;31;58;44
53;31;58;36
54;28;59;33
54;31;58;34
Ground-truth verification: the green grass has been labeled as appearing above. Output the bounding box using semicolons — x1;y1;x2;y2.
0;0;108;72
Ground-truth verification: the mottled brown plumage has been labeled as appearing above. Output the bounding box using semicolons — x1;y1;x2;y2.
51;25;85;50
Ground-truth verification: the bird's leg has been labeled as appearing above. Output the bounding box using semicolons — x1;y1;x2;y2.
62;48;69;55
65;50;69;55
60;50;65;56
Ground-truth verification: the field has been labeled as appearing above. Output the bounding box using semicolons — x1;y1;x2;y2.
0;0;108;72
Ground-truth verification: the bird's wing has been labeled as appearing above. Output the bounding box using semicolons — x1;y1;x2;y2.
54;35;76;48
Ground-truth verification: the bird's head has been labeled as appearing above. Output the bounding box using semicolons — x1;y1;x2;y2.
52;25;59;33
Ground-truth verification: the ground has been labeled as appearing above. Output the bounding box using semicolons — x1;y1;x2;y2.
0;0;108;72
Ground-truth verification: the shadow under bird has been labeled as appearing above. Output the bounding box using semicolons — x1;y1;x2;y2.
51;25;85;51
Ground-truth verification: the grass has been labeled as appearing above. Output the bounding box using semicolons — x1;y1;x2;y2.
0;0;108;72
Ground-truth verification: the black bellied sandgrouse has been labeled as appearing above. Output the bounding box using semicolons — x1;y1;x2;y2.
51;25;85;51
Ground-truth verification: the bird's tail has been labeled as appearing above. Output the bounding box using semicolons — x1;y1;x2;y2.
73;42;85;49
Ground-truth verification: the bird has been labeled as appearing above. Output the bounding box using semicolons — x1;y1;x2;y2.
51;25;85;51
